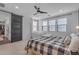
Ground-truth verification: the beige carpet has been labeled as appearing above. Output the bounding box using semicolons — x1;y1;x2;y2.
0;40;28;55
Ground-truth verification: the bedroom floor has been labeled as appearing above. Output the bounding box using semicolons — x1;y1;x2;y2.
0;40;28;55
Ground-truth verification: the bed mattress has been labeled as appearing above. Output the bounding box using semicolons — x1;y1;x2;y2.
25;36;71;55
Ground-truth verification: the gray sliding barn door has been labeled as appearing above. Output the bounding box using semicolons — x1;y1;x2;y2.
11;13;22;42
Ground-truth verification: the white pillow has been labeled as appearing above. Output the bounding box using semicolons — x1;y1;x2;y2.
68;36;79;52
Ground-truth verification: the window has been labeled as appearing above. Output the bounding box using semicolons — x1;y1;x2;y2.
33;20;38;32
49;20;56;31
32;18;67;32
57;18;67;32
42;20;48;31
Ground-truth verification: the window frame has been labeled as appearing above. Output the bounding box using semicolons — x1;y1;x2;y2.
32;20;39;32
57;18;67;32
42;20;48;31
48;20;56;31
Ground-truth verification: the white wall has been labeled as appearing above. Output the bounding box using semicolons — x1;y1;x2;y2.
23;16;32;40
67;11;78;34
22;4;35;40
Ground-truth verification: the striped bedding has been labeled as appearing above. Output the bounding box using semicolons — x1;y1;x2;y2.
25;36;71;55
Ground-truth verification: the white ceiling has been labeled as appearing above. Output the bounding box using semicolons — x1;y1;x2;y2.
0;3;79;19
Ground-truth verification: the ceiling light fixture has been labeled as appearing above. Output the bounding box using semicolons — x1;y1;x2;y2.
15;6;19;9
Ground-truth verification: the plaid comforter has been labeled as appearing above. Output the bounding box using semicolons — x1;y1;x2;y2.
25;36;71;55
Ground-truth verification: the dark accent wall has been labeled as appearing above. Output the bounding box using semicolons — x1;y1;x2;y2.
11;13;22;42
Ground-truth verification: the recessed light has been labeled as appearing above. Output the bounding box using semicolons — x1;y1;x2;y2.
15;6;19;9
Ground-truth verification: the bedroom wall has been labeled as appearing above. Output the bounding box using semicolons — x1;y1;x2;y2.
67;11;78;34
22;4;35;40
23;16;32;40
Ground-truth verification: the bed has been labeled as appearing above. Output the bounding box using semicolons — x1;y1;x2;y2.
25;34;71;55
